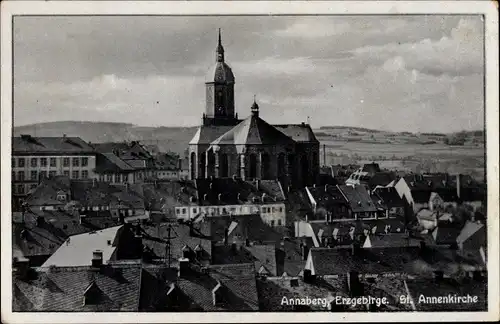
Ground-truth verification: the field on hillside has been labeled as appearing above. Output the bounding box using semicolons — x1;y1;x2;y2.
319;137;485;181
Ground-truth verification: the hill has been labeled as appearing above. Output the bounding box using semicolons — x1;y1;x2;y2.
13;121;198;155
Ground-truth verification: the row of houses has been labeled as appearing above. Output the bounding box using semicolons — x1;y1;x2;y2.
13;214;487;312
11;135;189;202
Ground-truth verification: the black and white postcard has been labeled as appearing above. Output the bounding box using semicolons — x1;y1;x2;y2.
1;1;498;323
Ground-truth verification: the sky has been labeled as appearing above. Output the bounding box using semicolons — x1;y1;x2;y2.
13;15;484;132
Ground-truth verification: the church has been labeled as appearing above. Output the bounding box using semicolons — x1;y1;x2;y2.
188;30;320;189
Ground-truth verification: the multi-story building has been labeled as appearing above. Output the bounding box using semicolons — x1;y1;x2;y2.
11;135;96;205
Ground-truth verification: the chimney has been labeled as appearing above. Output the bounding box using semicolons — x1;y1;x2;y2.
178;158;182;170
261;193;266;201
224;228;229;245
203;193;208;201
178;258;190;278
13;257;30;279
301;243;309;261
218;193;222;202
433;271;444;282
209;183;213;190
237;193;241;201
347;271;363;297
325;184;328;192
36;216;45;227
92;250;103;268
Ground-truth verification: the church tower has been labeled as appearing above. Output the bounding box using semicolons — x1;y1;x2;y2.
203;29;238;126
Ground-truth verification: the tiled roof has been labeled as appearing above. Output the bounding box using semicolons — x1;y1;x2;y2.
373;187;404;208
92;142;152;160
309;247;423;276
189;125;234;145
337;185;379;213
307;185;348;210
13;136;94;154
245;244;278;276
405;277;487;311
95;153;135;173
142;180;197;211
154;153;180;171
25;176;71;206
200;214;283;244
13;210;122;262
361;163;381;174
364;234;421;249
210;115;296;146
71;180;145;210
140;223;212;263
368;172;398;189
456;221;485;245
42;226;123;267
176;263;259;311
13;262;142;311
195;178;285;206
273;124;319;143
432;226;462;245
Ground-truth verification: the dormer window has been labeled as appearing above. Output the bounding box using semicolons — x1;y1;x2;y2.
83;281;102;306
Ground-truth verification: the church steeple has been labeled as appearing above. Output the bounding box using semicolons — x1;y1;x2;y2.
216;28;225;62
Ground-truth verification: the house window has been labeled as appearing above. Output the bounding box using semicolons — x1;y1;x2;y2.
49;171;57;177
176;209;180;215
278;219;282;226
63;157;70;167
30;158;38;167
30;171;37;180
270;220;275;227
279;207;283;213
63;170;70;177
50;158;57;167
18;158;25;167
17;171;25;181
11;158;15;168
40;171;47;179
193;208;198;214
40;158;47;167
261;207;266;213
82;170;89;179
106;174;112;182
82;157;88;167
72;157;80;167
30;184;37;190
72;170;79;179
18;184;25;194
182;208;187;215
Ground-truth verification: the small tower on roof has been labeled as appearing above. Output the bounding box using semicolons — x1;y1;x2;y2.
251;95;259;117
216;28;225;62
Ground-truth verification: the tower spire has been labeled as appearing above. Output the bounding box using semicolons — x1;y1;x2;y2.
216;28;225;62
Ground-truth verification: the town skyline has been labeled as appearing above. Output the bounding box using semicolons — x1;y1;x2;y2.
13;15;484;133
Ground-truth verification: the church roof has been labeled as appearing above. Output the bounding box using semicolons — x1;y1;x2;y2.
274;124;319;143
205;62;235;84
189;125;234;145
210;114;295;146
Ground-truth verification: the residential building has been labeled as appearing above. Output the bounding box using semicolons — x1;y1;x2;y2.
305;184;387;222
171;178;287;227
456;220;486;251
344;163;398;190
92;141;156;183
11;135;96;202
41;225;139;267
372;187;406;217
13;260;144;312
188;30;320;189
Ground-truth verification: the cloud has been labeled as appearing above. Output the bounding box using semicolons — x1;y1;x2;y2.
12;15;484;132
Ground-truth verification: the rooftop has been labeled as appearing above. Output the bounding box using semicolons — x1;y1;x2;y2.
42;226;123;267
13;135;94;154
13;262;143;311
